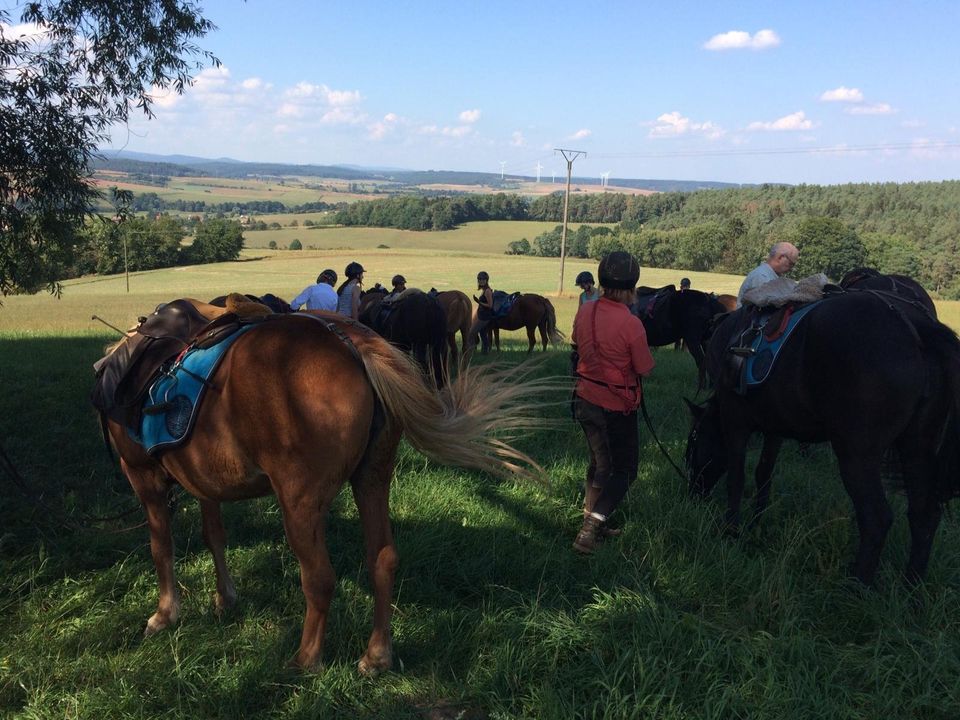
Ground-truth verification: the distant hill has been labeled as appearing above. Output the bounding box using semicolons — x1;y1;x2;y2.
94;150;745;193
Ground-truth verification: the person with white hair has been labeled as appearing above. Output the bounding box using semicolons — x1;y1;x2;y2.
736;242;800;308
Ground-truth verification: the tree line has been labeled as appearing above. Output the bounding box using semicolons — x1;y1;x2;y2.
333;182;960;295
65;216;244;278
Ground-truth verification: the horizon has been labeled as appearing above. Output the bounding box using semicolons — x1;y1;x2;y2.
11;1;957;185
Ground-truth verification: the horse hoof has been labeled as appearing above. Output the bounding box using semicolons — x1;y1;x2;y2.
358;651;392;677
214;588;237;615
144;610;176;637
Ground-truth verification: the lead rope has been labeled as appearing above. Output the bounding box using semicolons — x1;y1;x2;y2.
638;384;687;482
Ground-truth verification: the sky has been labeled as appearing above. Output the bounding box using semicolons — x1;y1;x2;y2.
12;0;960;185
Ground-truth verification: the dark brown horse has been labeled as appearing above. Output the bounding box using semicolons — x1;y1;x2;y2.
359;287;448;386
479;293;563;353
687;291;960;585
432;289;473;364
97;309;546;672
839;267;937;317
633;286;727;370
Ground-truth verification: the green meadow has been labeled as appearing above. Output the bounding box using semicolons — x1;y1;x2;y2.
2;235;959;718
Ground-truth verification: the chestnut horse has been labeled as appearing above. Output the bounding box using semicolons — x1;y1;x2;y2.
484;293;564;353
99;310;546;672
433;289;473;364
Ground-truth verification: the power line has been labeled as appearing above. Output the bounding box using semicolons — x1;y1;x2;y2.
591;140;960;160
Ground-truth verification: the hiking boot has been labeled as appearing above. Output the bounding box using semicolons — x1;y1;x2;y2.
581;510;622;539
573;514;603;554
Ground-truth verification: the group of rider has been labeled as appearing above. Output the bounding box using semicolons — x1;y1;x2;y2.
285;242;798;555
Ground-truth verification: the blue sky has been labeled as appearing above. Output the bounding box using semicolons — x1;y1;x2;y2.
92;1;960;184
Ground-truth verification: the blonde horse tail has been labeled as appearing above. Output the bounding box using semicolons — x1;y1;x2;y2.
545;299;564;345
356;335;552;480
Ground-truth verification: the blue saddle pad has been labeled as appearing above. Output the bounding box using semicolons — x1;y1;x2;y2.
745;301;822;387
132;324;258;454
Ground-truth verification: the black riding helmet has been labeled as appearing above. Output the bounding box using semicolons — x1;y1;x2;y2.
345;261;365;279
392;274;406;287
317;268;337;285
680;277;691;288
575;271;595;286
598;251;640;289
477;271;489;281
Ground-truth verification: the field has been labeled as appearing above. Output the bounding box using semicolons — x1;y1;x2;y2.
2;239;960;718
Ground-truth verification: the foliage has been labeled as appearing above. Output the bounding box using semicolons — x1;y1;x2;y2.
505;238;531;255
185;218;244;264
289;239;303;250
0;0;217;295
791;217;866;280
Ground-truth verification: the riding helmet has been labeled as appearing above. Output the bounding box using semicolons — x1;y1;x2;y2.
477;271;489;281
317;268;337;285
680;277;691;288
598;251;640;289
345;261;365;279
392;274;406;287
575;271;595;286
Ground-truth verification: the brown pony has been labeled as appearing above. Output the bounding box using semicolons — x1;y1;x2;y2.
434;289;473;363
486;294;564;353
100;311;547;673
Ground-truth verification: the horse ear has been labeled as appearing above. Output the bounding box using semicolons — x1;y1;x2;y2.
683;397;705;419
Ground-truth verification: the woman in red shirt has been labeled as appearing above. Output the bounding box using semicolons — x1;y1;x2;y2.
570;251;655;553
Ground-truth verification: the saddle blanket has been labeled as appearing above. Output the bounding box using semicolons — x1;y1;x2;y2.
132;323;258;454
743;300;823;388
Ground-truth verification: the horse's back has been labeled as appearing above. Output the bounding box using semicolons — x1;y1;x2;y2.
147;315;376;499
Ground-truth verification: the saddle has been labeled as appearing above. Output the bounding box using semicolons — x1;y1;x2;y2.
633;285;674;318
91;296;269;431
726;300;824;394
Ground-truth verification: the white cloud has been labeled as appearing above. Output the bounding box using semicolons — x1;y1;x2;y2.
901;119;925;128
241;77;265;91
846;102;895;115
510;130;526;147
569;128;592;140
747;111;814;131
459;109;481;123
704;29;781;50
192;66;231;92
149;86;183;109
648;111;724;139
820;86;864;103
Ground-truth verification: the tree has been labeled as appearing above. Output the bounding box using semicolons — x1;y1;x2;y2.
289;239;303;251
188;219;244;264
792;217;866;280
1;1;217;295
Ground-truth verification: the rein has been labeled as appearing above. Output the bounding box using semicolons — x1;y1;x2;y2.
638;387;687;482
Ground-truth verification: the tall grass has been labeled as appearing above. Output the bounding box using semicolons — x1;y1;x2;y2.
1;326;958;718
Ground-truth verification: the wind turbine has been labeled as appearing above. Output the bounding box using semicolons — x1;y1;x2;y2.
535;162;543;183
499;161;506;180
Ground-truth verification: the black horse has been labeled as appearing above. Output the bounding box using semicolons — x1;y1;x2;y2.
840;267;937;317
359;287;448;386
686;290;960;585
632;285;728;369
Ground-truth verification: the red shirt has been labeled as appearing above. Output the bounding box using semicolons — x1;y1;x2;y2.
573;297;655;412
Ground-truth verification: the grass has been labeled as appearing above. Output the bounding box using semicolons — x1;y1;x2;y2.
2;247;960;718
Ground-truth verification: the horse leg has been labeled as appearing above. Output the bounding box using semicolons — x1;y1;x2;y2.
898;439;943;584
125;460;181;636
446;331;458;367
350;425;402;677
834;446;893;585
274;474;340;670
493;326;500;352
752;435;783;519
723;429;751;534
685;335;706;370
199;499;237;613
538;320;548;351
526;324;536;353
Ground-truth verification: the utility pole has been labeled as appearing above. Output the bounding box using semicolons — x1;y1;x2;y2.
555;148;586;295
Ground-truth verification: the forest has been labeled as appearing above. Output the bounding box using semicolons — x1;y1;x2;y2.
335;182;960;295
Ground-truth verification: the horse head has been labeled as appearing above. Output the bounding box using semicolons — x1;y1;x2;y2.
684;398;726;497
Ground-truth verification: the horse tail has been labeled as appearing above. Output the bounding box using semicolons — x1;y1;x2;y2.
356;335;552;480
544;299;564;344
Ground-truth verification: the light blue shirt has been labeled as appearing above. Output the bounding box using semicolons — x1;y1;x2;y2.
737;262;779;308
291;283;338;311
